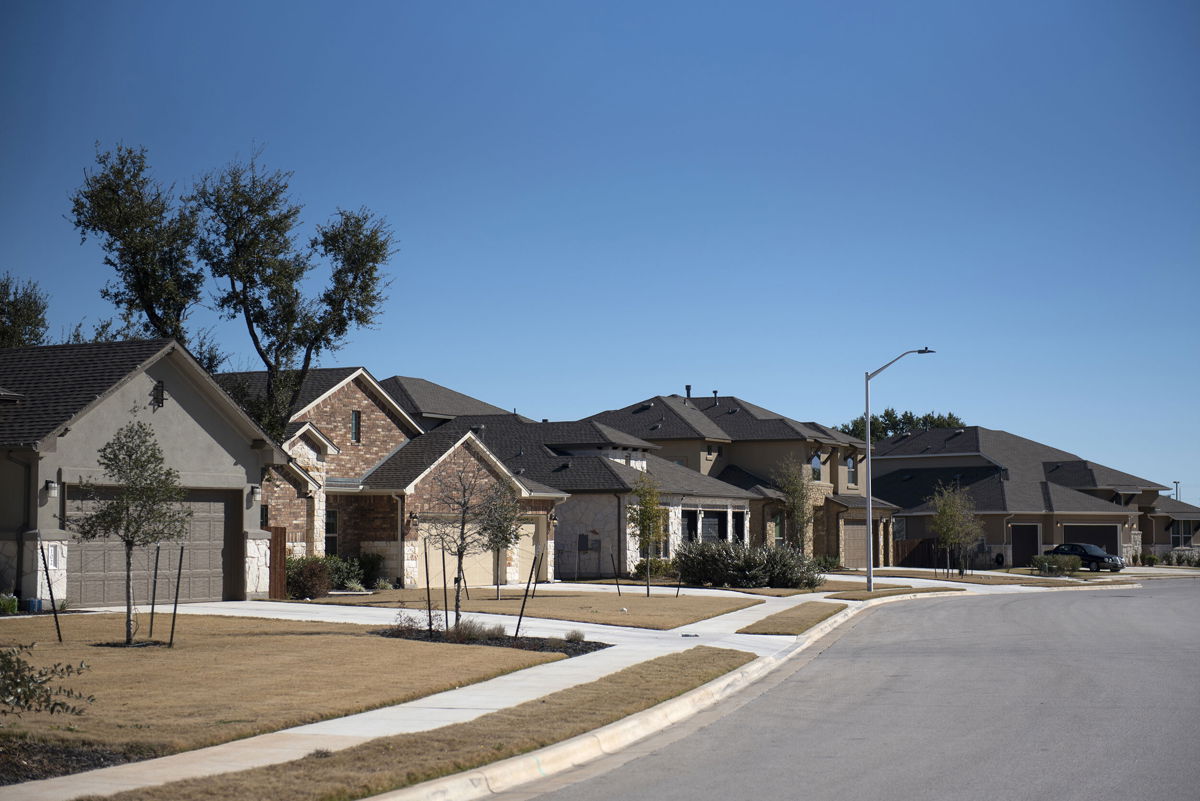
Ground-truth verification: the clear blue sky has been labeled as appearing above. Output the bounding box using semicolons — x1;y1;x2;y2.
3;1;1197;502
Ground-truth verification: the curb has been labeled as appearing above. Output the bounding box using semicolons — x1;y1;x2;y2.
363;590;959;801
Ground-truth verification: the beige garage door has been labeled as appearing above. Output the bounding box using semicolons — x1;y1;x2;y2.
842;521;867;569
66;489;235;607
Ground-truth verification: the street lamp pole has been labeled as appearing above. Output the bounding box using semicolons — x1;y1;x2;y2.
864;348;935;592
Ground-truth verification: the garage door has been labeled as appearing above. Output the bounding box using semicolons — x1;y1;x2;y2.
1062;524;1119;555
843;521;867;568
66;489;236;607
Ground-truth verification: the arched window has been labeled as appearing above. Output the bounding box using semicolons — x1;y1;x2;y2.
810;453;822;481
846;455;858;485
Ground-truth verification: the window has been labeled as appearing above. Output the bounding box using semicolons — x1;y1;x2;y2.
325;509;339;555
260;504;269;528
846;456;858;485
810;453;822;481
350;410;362;444
1171;520;1194;549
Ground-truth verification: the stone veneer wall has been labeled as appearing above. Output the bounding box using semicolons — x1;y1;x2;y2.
245;536;270;598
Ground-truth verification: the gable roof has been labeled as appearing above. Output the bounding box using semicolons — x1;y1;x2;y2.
588;394;863;448
1145;495;1200;521
874;426;1167;493
0;339;286;464
217;367;423;437
378;376;509;425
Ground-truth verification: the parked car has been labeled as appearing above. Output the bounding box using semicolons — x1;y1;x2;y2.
1043;543;1124;572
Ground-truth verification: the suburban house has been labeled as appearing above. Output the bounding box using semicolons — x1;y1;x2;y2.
0;339;287;608
423;413;757;578
217;368;565;588
587;388;895;568
870;426;1184;567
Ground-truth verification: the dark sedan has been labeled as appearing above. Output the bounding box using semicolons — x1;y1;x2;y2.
1044;542;1124;572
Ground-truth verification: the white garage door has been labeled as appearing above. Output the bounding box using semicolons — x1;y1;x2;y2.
66;489;236;607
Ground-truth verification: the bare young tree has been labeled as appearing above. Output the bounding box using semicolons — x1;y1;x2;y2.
66;421;192;645
771;454;814;554
478;482;524;600
423;454;499;626
627;473;665;598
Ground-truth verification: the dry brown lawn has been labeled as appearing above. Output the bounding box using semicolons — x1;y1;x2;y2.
308;588;762;629
80;646;756;801
563;578;906;596
874;570;1071;587
825;587;967;601
0;613;557;755
736;602;848;635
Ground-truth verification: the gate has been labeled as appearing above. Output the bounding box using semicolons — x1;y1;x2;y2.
268;526;288;599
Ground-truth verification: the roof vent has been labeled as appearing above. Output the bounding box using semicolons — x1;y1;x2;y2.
712;391;719;406
514;467;525;475
516;448;523;457
728;407;739;415
542;418;548;423
650;423;662;430
685;384;692;398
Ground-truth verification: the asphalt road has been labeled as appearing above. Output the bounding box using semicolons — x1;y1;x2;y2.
499;580;1200;801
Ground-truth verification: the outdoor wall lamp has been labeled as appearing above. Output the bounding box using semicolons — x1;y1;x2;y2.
549;513;558;524
250;485;262;503
864;347;935;592
408;512;420;524
44;480;59;498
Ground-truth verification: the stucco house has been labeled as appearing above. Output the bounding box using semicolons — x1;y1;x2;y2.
0;340;286;608
217;368;565;588
870;426;1180;567
587;388;895;568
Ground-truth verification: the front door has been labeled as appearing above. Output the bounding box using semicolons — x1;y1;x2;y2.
1011;524;1039;568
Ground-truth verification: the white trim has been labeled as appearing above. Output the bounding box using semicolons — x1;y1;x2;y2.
283;422;341;456
290;367;425;437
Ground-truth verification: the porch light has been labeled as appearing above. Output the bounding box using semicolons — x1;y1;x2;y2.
408;512;420;524
44;480;59;498
549;513;558;524
250;485;262;503
864;347;935;592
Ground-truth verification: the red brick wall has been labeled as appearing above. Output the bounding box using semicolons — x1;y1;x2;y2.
263;466;310;548
327;494;398;556
303;377;415;478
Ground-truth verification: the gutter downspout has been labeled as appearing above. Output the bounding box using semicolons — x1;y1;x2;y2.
4;452;31;597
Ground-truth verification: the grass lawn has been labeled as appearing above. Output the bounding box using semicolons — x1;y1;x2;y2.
80;646;755;801
305;588;762;629
737;602;848;635
825;587;967;601
562;578;907;596
1002;568;1137;582
873;570;1073;587
0;613;558;757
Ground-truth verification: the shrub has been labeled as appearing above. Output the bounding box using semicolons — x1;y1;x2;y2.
1030;554;1081;576
324;555;364;590
726;546;770;587
1142;553;1159;567
812;555;841;572
1131;552;1141;566
0;595;18;616
343;579;366;592
674;541;735;586
632;558;675;580
764;545;824;589
357;552;386;586
0;643;92;717
385;610;432;637
286;556;331;599
673;541;823;589
373;577;395;591
444;618;505;643
565;629;585;643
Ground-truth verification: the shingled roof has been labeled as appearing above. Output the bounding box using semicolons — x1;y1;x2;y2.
378;376;509;427
588;394;862;447
0;339;174;446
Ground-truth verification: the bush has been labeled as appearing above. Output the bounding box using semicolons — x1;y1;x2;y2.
286;556;331;599
673;541;823;589
324;555;364;590
812;555;841;572
373;577;395;591
632;558;675;580
1030;554;1081;576
0;595;18;616
565;629;585;643
1142;553;1159;567
343;579;366;592
1;643;92;716
357;552;386;586
444;618;506;643
1131;552;1141;566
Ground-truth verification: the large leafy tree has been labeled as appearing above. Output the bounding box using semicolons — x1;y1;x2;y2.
839;408;966;442
0;272;49;348
71;146;393;439
627;473;665;597
770;454;814;554
66;421;192;645
928;482;983;577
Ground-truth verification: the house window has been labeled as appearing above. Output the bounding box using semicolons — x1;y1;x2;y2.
151;380;165;408
260;504;269;528
1171;520;1194;549
325;509;338;555
350;410;362;444
846;456;858;485
810;453;822;481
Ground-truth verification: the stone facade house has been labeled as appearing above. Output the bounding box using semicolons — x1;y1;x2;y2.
0;340;286;608
218;368;564;588
870;426;1178;567
588;389;894;568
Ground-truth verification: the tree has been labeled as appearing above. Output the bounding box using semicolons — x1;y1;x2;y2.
928;482;983;577
0;272;49;348
838;408;966;442
771;454;814;554
70;145;218;367
0;644;91;717
66;421;192;644
627;473;665;597
478;482;524;600
71;146;394;437
423;455;496;626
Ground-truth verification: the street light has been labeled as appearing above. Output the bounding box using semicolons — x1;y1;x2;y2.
864;348;935;591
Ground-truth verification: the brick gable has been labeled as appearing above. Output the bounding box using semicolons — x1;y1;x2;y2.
303;376;412;479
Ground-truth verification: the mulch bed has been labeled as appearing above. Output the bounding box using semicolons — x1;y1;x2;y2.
375;629;611;658
0;739;137;785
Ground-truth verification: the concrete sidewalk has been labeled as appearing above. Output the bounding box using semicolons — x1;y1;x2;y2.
1;577;1087;801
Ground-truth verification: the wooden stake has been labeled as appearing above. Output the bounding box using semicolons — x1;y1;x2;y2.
610;553;622;596
148;545;161;638
168;545;184;648
514;552;541;638
38;543;62;643
422;542;434;639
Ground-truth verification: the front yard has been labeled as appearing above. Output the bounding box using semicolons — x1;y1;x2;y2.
0;612;558;778
305;588;763;629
